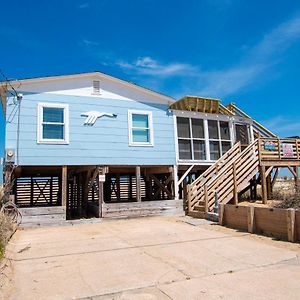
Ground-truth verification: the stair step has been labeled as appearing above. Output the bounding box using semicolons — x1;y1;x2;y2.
194;205;205;212
188;211;206;219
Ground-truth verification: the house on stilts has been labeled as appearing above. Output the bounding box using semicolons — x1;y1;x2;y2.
1;72;299;226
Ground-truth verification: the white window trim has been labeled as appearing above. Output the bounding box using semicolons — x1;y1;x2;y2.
176;115;233;163
128;110;154;147
37;102;69;144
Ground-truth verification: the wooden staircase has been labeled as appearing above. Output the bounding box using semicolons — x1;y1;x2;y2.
187;140;259;218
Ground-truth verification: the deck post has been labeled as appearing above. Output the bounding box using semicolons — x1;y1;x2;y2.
247;206;255;233
61;166;68;208
260;166;268;204
293;166;299;191
287;208;296;242
136;166;141;202
266;173;272;199
98;167;104;218
173;165;179;200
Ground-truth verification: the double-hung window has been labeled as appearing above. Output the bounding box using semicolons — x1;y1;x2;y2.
128;110;153;146
37;103;69;144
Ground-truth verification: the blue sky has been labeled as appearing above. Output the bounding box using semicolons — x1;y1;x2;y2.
1;0;300;157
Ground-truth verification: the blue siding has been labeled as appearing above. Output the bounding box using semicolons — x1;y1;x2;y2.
6;92;176;166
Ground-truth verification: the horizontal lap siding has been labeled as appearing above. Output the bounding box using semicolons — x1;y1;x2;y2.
6;93;176;166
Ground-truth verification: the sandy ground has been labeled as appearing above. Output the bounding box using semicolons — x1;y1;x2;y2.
2;216;300;300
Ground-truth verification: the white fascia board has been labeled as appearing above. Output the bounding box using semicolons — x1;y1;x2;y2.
1;72;175;105
171;109;253;124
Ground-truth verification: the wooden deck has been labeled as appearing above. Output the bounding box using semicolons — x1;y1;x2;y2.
187;137;300;219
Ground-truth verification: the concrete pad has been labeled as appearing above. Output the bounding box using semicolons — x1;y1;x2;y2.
4;216;300;300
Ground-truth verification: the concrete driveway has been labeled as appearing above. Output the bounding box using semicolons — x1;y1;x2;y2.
4;216;300;299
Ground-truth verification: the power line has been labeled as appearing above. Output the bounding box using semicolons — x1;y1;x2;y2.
0;69;20;97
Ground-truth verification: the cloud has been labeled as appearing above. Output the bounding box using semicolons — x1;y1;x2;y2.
262;116;300;137
82;39;99;46
116;56;194;76
194;14;300;97
81;14;300;98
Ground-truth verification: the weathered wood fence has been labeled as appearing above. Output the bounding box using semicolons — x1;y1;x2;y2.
219;204;300;243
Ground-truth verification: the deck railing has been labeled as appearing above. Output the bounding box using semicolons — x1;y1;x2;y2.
188;140;259;213
259;137;300;161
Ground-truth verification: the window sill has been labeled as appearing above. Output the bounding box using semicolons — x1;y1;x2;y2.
129;143;154;147
37;140;69;145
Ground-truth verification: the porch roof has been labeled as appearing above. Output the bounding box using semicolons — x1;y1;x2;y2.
169;95;233;115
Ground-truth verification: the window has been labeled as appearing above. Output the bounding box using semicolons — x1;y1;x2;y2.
208;120;231;160
37;103;69;144
177;117;206;160
92;80;100;94
128;110;153;146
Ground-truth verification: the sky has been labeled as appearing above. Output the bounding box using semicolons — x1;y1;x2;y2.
1;0;300;158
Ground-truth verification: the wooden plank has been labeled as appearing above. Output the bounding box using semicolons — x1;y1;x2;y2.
223;205;248;230
296;211;300;242
247;206;255;233
178;164;194;186
61;166;67;207
19;206;66;216
287;209;296;242
232;162;238;205
219;203;225;225
255;207;287;239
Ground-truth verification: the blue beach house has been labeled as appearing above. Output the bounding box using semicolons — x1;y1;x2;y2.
3;71;291;225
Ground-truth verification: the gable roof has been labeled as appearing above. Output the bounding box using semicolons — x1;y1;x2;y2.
0;71;175;105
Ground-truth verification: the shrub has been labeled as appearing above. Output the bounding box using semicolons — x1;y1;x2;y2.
0;212;15;260
274;189;300;210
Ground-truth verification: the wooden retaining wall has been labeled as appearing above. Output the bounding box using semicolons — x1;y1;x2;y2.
219;204;299;242
19;206;66;228
102;199;184;219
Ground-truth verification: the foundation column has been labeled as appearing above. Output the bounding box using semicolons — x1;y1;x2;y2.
173;165;179;200
61;166;68;219
136;166;141;202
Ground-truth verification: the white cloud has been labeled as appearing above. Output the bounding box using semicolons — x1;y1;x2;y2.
195;14;300;97
81;14;300;98
262;116;300;137
82;39;99;46
116;56;194;76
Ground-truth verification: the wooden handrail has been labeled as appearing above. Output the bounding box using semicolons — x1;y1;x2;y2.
188;139;259;213
191;142;241;187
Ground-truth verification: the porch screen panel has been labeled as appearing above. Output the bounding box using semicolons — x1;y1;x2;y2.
177;117;192;159
208;120;231;160
235;124;249;145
